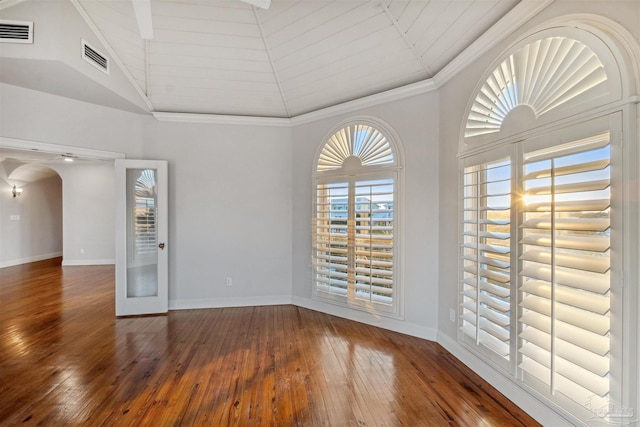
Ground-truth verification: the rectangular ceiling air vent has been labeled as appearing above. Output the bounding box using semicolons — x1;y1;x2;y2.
0;20;33;43
81;39;109;74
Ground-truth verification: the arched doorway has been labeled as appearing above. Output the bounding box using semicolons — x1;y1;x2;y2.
0;140;125;268
0;160;62;267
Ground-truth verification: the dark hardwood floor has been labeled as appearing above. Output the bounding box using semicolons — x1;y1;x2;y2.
0;258;540;426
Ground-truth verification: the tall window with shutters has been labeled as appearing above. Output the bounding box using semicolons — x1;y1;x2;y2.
458;30;633;424
460;129;616;419
313;122;402;317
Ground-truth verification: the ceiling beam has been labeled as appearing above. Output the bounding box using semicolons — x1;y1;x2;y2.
241;0;271;10
131;0;153;40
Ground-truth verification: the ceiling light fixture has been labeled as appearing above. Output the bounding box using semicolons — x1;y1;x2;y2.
62;154;75;162
12;185;23;198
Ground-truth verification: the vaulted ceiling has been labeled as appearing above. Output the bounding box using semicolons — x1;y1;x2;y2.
1;0;548;183
72;0;521;118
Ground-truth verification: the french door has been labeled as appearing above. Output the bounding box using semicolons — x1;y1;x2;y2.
115;159;168;316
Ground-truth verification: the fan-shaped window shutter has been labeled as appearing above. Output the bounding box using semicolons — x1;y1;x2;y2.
314;122;400;317
462;34;620;147
317;124;394;172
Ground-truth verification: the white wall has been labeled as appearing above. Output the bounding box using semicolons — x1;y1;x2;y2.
52;162;116;266
0;83;145;156
0;174;62;267
291;91;441;339
142;118;294;308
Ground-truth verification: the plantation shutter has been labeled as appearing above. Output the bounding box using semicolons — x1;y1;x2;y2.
133;169;157;256
519;132;611;408
134;197;156;254
315;182;349;296
461;158;511;362
354;178;394;304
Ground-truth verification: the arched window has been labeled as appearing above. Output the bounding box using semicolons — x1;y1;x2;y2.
458;22;637;425
313;120;403;317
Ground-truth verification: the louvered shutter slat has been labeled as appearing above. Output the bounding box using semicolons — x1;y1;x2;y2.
523;133;610;163
520;234;609;252
479;280;510;298
521;263;610;294
524;198;610;212
522;217;609;231
526;178;610;195
523;158;609;180
520;249;609;273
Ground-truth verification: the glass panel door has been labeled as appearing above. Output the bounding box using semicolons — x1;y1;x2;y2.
115;160;168;316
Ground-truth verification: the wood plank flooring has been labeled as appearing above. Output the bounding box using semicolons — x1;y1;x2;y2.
0;258;540;426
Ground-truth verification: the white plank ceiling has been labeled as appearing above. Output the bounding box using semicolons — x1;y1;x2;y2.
76;0;520;117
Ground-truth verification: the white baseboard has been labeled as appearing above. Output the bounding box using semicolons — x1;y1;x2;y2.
61;259;115;266
436;332;574;427
292;296;438;341
0;252;62;268
169;295;293;310
170;295;437;341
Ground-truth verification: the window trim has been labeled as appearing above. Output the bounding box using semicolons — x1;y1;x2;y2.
312;117;404;319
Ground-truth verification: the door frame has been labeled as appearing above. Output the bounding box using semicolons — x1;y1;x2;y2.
115;159;168;316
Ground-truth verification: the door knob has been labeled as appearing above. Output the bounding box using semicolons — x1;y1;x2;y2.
158;242;165;250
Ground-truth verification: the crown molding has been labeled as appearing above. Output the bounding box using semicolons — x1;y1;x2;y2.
0;136;125;159
153;79;438;127
152;112;292;127
290;79;438;126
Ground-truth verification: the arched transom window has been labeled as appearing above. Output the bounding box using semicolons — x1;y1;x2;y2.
313;121;402;317
464;37;607;138
317;124;395;171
